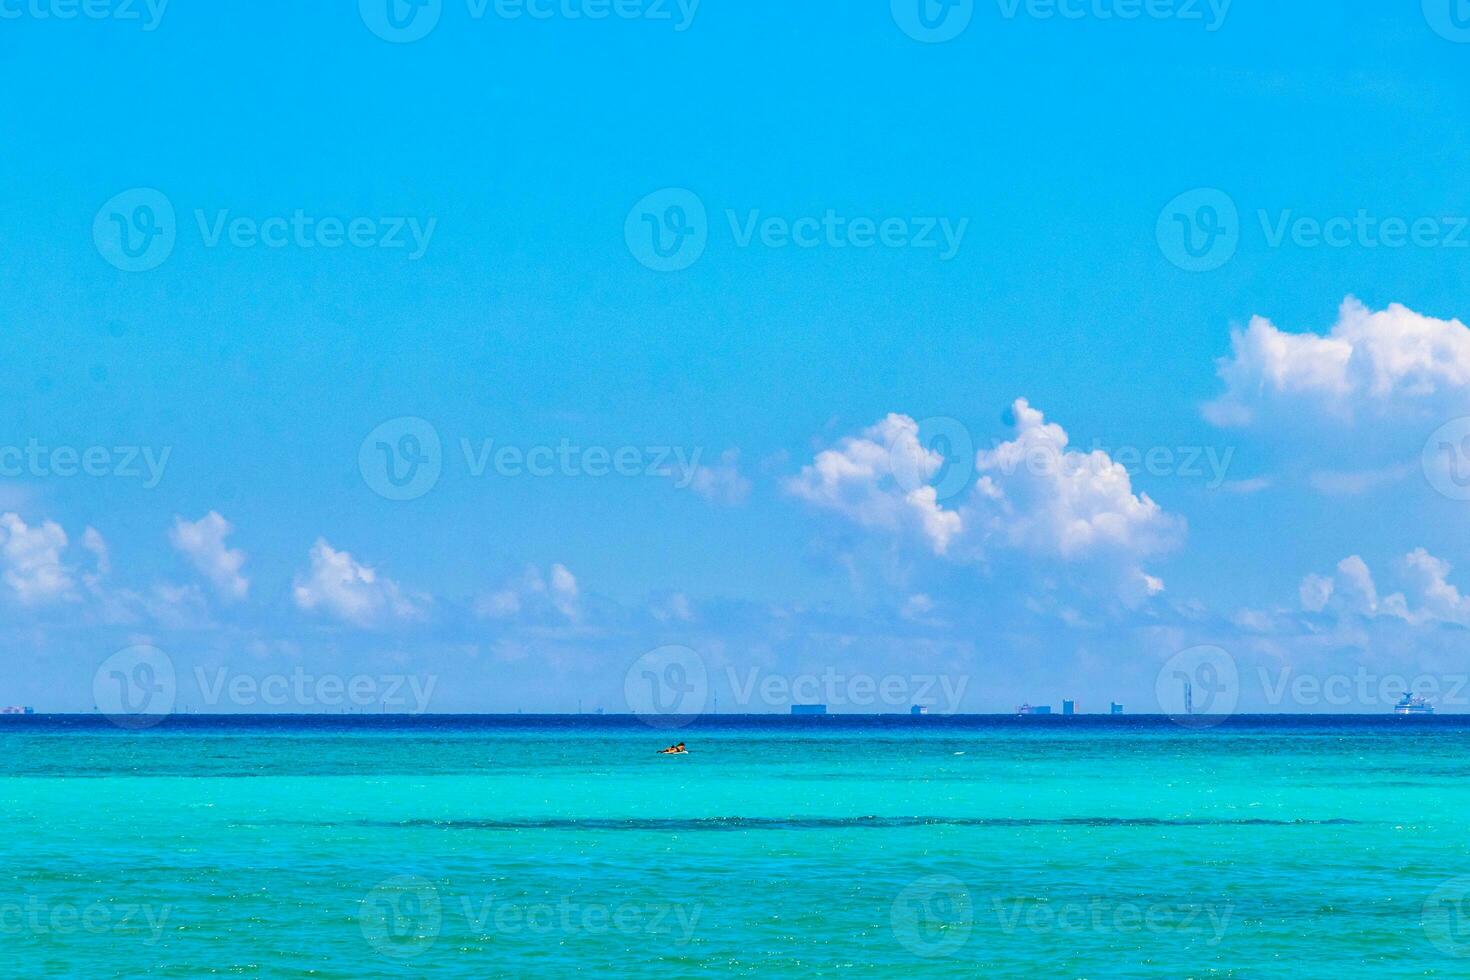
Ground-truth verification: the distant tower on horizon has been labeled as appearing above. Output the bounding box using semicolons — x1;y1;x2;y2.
1110;702;1123;715
1062;699;1075;717
1185;682;1194;715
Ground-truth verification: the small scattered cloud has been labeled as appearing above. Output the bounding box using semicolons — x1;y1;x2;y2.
79;525;109;587
81;526;109;578
1220;476;1272;495
685;449;751;505
1299;572;1334;613
548;564;578;618
145;582;212;630
1307;463;1415;496
652;592;694;623
476;563;580;621
900;593;937;623
1231;607;1276;633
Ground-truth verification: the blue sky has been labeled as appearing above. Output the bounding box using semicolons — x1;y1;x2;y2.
4;0;1470;715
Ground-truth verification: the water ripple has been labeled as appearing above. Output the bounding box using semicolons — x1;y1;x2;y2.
315;815;1361;832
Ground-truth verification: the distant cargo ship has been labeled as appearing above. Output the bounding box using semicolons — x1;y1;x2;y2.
1016;703;1051;716
1393;694;1434;716
0;706;33;715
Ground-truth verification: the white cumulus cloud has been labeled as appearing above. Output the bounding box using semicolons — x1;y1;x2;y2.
293;538;425;626
787;401;1182;603
786;413;963;555
169;511;249;601
1206;298;1470;426
1299;549;1470;626
1397;548;1470;625
0;513;74;604
966;399;1183;599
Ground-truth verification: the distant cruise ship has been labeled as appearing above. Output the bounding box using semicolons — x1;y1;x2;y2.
1393;694;1434;716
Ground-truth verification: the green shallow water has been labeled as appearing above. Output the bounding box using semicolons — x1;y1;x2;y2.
4;718;1470;976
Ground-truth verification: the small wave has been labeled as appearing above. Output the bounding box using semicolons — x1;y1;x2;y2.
322;815;1361;832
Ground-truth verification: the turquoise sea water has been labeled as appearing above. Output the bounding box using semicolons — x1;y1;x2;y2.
5;715;1470;976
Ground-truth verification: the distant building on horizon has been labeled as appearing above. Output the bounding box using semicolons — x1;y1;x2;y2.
1110;702;1123;715
791;704;827;716
1062;699;1075;717
911;705;928;715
